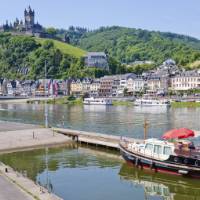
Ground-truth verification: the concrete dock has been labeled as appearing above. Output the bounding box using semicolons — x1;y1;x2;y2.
53;127;143;150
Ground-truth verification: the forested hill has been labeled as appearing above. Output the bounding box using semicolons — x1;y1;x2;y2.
0;33;88;80
71;26;200;66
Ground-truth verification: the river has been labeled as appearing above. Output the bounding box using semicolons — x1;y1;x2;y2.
0;103;199;138
0;103;200;200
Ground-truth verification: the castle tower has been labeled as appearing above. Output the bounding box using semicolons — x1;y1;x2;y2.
24;6;35;31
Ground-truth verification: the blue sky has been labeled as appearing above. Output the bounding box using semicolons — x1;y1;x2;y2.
1;0;200;39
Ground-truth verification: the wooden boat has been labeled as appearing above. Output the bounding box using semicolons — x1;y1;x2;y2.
119;138;200;178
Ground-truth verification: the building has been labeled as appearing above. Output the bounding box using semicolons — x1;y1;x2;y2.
82;78;92;95
89;79;100;97
84;52;109;70
58;79;72;96
70;79;83;96
99;74;136;97
127;77;145;93
0;6;43;36
99;76;115;97
143;59;181;94
146;76;161;93
170;70;200;91
115;74;136;96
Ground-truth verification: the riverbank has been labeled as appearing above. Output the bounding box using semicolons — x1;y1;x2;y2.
27;96;83;105
0;162;62;200
171;101;200;108
112;100;134;106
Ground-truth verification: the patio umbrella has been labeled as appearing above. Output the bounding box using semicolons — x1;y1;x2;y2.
162;128;195;140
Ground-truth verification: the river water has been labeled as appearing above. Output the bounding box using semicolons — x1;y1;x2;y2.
0;103;200;200
0;103;200;138
0;144;200;200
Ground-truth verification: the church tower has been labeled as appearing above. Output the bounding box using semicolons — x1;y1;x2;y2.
24;6;35;30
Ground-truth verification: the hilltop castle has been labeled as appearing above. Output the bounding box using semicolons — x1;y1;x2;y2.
0;6;44;36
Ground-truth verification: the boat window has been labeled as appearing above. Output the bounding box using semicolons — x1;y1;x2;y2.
154;145;162;154
163;146;172;155
145;143;153;151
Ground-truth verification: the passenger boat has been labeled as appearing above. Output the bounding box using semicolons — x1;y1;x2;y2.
119;128;200;178
134;98;170;107
83;97;112;105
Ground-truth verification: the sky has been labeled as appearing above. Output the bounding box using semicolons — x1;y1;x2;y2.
0;0;200;39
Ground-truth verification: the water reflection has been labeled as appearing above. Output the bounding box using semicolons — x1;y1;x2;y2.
119;164;200;200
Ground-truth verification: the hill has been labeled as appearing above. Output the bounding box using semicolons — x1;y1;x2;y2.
0;33;87;79
73;26;200;67
35;37;86;58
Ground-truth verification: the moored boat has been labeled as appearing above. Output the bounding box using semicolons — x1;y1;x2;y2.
134;98;170;107
119;128;200;178
83;97;112;105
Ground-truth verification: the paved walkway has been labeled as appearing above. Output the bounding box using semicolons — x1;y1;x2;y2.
0;175;33;200
0;163;62;200
0;121;39;132
0;128;70;153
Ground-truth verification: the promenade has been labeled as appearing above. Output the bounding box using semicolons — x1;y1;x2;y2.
0;121;68;200
0;175;33;200
0;121;70;154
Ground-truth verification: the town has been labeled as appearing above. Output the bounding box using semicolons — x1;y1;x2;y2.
1;59;200;101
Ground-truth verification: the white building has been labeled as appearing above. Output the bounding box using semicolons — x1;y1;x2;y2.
127;77;145;93
170;71;200;91
90;79;100;97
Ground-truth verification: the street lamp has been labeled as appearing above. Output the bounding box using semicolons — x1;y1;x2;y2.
44;60;48;128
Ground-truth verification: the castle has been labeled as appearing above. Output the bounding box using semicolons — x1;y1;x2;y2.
0;6;44;36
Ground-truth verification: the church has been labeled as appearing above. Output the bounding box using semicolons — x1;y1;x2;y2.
0;6;44;36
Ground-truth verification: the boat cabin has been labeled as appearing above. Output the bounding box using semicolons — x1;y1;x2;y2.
128;139;174;160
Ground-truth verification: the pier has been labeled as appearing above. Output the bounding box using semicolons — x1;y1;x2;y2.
53;127;143;150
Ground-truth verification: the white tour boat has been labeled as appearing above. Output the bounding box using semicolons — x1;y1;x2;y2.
134;98;170;107
83;97;112;105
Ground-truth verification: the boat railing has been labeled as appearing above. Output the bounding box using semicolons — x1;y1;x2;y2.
119;136;144;154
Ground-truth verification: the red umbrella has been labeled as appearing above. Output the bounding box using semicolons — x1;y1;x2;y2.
162;128;195;140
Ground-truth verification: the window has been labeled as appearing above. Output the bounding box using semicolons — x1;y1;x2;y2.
154;145;162;154
145;143;153;151
163;146;172;155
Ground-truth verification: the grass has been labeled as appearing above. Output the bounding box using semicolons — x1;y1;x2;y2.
35;37;86;58
112;100;134;106
46;97;83;105
171;101;200;108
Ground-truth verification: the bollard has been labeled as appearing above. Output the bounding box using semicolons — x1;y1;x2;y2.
33;131;35;139
5;168;8;173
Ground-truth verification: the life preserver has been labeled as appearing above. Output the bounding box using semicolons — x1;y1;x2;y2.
184;158;189;164
195;160;199;167
174;157;179;163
